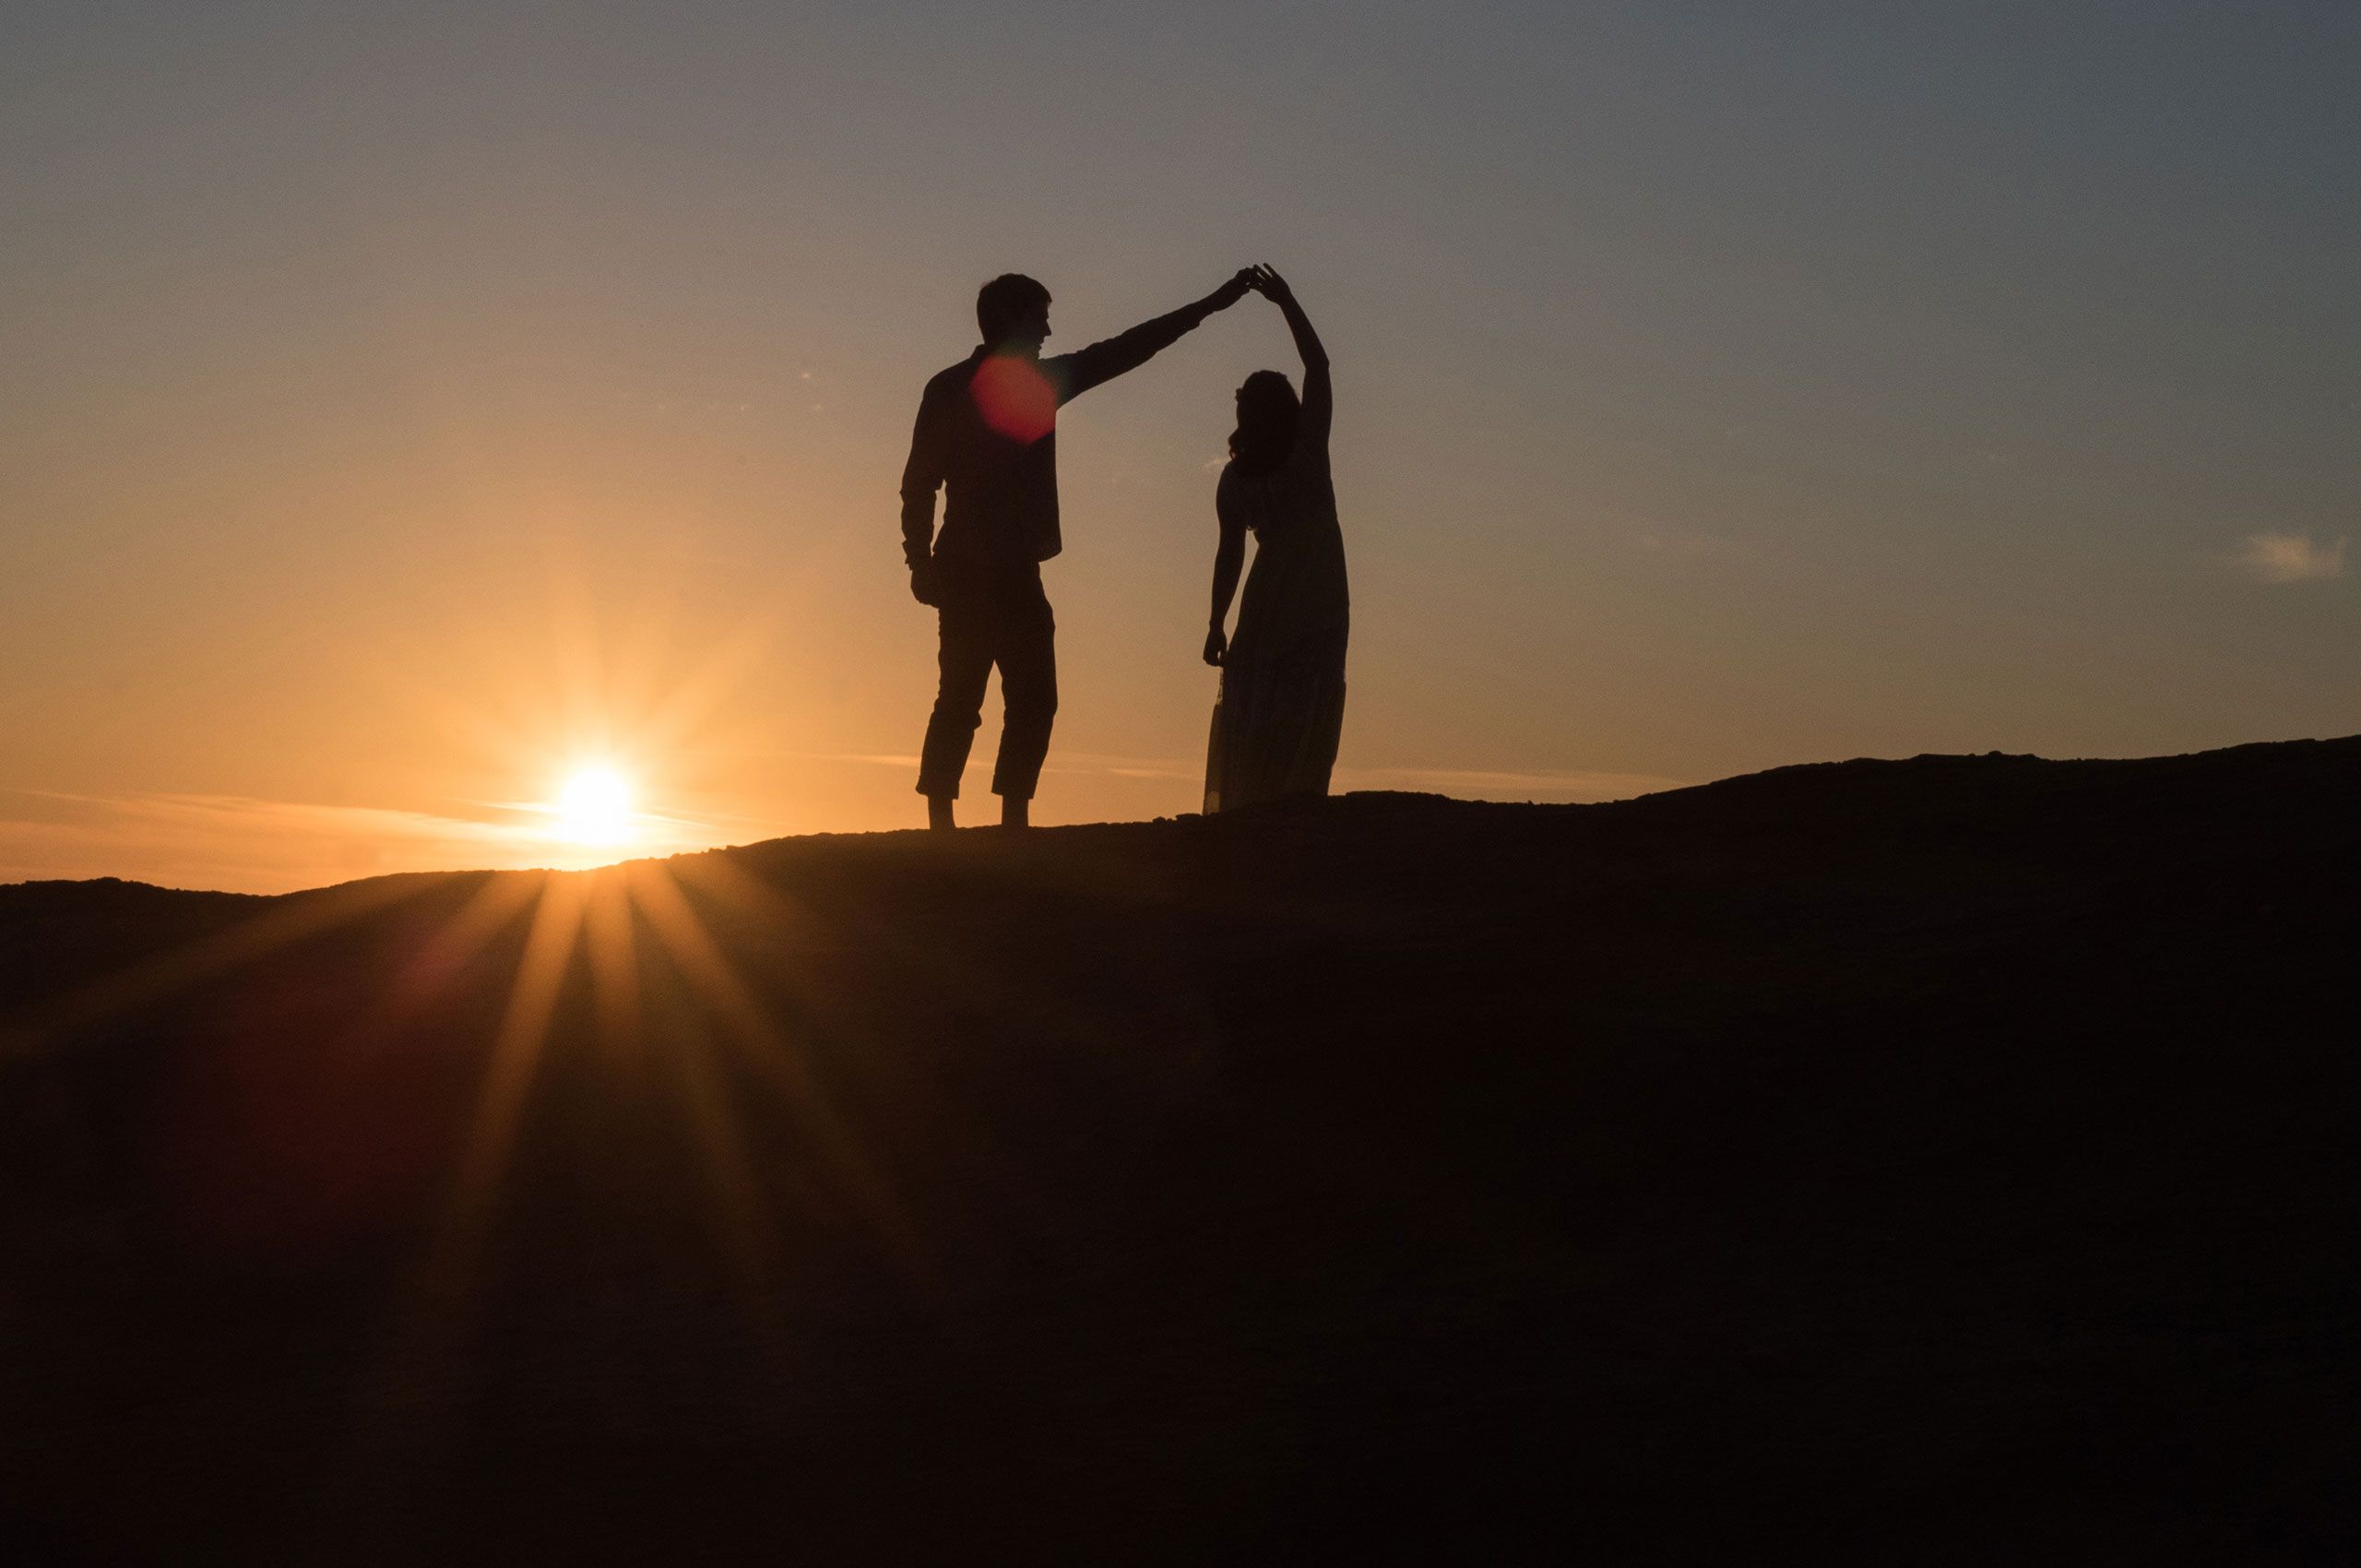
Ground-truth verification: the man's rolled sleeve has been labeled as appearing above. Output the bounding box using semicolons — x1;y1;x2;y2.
1056;303;1205;404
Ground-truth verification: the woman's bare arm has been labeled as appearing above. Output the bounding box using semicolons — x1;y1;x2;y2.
1251;264;1330;450
1205;492;1248;666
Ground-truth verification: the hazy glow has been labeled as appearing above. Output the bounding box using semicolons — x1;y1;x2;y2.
555;767;634;846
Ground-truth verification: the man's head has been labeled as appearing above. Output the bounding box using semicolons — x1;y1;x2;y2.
977;273;1052;352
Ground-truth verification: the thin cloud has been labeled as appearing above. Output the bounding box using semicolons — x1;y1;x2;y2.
1045;753;1199;781
784;749;1200;784
2233;531;2345;584
796;752;923;769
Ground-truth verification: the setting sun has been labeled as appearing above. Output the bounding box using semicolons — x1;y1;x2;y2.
555;767;634;846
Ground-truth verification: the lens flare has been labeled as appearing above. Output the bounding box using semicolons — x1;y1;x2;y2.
970;355;1058;443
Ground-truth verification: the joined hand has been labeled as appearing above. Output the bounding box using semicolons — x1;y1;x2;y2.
1245;263;1293;304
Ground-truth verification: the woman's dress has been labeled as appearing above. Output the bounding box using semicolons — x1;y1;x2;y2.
1204;432;1349;813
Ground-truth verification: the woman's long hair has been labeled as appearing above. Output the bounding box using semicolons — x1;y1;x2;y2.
1227;370;1300;477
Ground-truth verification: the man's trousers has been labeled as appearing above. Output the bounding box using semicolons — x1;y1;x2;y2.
917;565;1057;802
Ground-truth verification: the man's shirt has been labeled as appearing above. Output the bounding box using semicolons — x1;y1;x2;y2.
899;302;1212;574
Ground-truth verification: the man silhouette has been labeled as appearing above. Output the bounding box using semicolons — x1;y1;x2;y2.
901;268;1252;828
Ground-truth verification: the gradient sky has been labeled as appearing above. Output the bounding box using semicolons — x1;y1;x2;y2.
5;2;2355;891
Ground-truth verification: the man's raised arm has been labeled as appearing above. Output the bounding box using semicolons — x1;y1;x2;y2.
1056;270;1255;404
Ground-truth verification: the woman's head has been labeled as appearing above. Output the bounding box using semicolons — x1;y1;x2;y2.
1228;369;1299;476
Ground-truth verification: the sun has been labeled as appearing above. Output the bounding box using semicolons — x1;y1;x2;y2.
555;766;634;846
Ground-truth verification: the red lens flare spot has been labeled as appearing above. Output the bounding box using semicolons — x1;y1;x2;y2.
970;355;1057;444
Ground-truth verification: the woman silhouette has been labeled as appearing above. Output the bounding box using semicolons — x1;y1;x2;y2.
1202;265;1349;813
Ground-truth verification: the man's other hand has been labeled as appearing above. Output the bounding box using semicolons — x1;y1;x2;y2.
909;559;943;607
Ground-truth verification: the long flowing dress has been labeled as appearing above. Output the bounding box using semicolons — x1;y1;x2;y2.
1204;429;1349;813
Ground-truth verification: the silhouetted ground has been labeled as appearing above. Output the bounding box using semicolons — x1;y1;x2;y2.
4;738;2358;1562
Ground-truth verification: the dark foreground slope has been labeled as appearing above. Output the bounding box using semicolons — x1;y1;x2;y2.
4;739;2358;1562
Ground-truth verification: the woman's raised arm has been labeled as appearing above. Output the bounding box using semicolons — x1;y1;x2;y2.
1251;264;1329;451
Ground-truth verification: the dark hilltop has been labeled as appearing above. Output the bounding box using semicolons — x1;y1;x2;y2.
4;737;2357;1560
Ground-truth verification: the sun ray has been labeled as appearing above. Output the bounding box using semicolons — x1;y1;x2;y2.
624;861;922;1266
579;865;644;1067
631;614;780;762
418;872;586;1306
677;848;1202;1259
633;934;783;1300
361;869;589;1481
2;873;439;1066
350;872;545;1044
545;572;617;758
659;853;824;977
608;588;694;744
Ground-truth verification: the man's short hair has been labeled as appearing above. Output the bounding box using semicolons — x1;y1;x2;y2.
977;274;1051;343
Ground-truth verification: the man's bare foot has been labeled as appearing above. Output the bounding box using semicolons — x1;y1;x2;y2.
1000;795;1030;830
926;796;955;832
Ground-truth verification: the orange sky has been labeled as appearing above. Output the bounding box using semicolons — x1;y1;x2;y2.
5;6;2354;892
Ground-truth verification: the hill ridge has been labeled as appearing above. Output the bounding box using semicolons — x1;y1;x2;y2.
8;731;2355;907
2;731;2356;1556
